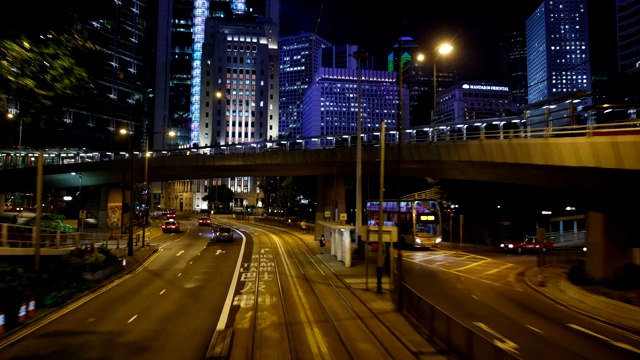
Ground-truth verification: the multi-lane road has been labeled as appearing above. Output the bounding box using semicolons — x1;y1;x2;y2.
0;214;638;360
401;248;640;359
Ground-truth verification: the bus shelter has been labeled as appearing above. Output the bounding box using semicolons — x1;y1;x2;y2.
316;220;356;267
316;221;400;268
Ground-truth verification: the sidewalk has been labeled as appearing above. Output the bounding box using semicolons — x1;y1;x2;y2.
296;232;451;359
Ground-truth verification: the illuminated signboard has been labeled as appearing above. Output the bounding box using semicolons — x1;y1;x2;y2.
461;84;509;92
420;215;436;221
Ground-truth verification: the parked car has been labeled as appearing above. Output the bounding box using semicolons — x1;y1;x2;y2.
198;216;211;226
167;213;176;220
162;220;180;233
214;226;233;242
500;235;555;254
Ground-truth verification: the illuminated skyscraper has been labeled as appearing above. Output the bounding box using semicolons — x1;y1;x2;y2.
278;32;331;139
526;0;592;103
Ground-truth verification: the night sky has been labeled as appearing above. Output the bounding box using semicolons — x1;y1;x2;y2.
280;0;618;82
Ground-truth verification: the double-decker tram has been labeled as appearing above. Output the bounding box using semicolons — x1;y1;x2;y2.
365;197;442;249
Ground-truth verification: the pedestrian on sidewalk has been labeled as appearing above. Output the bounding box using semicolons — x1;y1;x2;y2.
319;234;326;254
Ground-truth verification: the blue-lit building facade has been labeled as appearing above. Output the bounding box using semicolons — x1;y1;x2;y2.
301;68;405;140
279;32;332;139
526;0;592;104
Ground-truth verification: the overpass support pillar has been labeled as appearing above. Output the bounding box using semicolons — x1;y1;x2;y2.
585;210;639;282
314;174;349;262
315;174;346;225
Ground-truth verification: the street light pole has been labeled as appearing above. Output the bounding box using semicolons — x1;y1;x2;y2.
72;172;83;233
141;136;149;248
432;43;453;124
377;121;386;294
119;129;135;256
353;50;367;285
128;135;134;256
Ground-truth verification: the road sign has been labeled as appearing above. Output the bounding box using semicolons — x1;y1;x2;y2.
339;213;347;221
324;211;331;218
79;210;87;219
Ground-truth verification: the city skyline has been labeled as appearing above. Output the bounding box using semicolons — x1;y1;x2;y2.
281;0;618;83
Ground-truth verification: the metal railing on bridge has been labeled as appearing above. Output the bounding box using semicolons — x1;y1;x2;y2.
2;118;639;170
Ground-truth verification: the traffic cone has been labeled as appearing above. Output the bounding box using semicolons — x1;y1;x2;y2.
27;296;36;318
17;302;27;323
0;312;5;334
537;274;545;287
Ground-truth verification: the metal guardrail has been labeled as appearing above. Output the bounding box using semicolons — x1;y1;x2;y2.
401;283;519;360
0;223;133;251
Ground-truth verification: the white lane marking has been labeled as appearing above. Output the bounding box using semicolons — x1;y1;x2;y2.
526;325;544;334
178;273;182;277
176;250;185;256
127;315;138;324
159;289;166;295
216;230;246;330
471;295;480;300
216;249;225;255
473;322;520;355
567;324;640;354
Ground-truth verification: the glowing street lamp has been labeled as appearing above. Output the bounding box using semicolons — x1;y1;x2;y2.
141;129;176;248
432;43;453;123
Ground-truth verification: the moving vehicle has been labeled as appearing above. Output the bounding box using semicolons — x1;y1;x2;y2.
167;213;176;220
365;196;442;249
500;235;555;254
161;220;180;233
214;226;233;242
198;216;211;226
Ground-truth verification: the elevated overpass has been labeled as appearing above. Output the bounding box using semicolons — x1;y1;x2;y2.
2;120;639;282
1;122;640;193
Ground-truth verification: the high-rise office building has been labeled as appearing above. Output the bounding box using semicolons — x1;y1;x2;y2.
279;32;331;139
6;1;150;153
154;0;280;150
526;0;592;104
322;44;359;69
199;19;279;147
501;30;528;114
617;0;640;76
436;82;515;124
302;67;405;140
152;0;280;212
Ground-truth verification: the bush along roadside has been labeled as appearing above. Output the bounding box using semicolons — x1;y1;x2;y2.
0;244;121;334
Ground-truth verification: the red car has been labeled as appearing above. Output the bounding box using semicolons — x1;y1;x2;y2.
500;236;555;254
198;216;211;226
167;213;176;220
162;220;180;233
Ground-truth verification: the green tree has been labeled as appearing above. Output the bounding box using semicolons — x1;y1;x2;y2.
0;31;98;148
258;176;282;213
202;184;234;213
